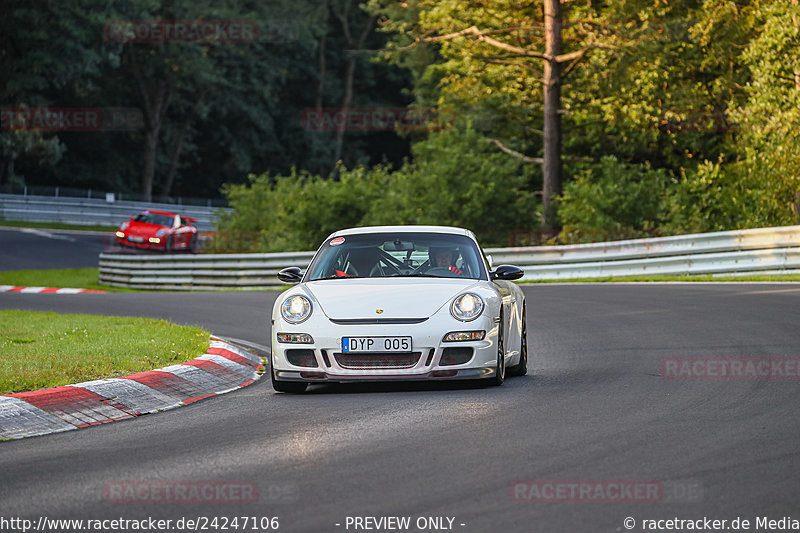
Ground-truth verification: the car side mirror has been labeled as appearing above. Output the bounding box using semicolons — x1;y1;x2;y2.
490;264;524;281
277;267;304;284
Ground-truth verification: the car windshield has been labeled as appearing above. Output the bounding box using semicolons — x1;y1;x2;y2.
134;213;174;226
306;232;487;281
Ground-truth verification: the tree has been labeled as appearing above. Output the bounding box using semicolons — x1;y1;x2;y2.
557;155;671;239
369;0;619;228
665;0;800;231
2;0;412;199
0;0;108;186
330;0;377;174
218;125;539;250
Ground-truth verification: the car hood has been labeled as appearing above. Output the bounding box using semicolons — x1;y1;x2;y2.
306;278;481;320
125;222;167;236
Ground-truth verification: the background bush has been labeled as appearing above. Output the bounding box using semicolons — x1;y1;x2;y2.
556;156;672;242
217;127;540;251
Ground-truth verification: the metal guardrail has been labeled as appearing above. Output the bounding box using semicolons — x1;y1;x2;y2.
0;193;231;231
99;251;317;290
98;225;800;290
485;225;800;280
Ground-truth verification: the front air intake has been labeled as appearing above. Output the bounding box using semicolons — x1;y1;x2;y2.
286;349;318;368
439;347;473;366
334;352;421;369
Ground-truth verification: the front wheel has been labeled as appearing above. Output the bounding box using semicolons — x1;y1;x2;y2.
270;366;307;393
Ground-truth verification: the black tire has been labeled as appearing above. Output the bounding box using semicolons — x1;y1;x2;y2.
494;312;506;386
164;235;174;253
270;366;307;393
188;234;198;253
508;305;528;377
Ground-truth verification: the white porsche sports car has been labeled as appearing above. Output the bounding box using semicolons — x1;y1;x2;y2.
270;225;527;393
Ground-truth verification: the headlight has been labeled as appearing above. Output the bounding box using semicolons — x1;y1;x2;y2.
281;295;313;324
156;228;169;237
277;332;314;344
443;330;485;342
451;293;484;322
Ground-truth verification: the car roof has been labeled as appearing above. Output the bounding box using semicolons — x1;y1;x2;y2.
330;225;475;239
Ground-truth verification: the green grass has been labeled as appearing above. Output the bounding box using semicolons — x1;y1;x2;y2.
0;267;137;292
521;273;800;283
0;310;210;394
0;219;116;232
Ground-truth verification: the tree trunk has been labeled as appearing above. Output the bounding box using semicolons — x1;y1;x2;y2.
316;6;330;177
542;0;562;229
330;3;376;178
129;46;171;202
159;116;191;198
316;4;329;113
332;57;355;175
159;87;208;198
142;128;159;201
139;81;171;202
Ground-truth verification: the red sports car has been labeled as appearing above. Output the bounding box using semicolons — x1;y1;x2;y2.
115;210;198;252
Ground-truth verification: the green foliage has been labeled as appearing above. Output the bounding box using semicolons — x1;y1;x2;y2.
363;126;539;245
6;0;800;240
218;127;539;250
555;0;800;237
219;166;390;252
557;156;671;240
1;0;412;197
662;158;745;233
662;0;800;233
665;154;799;234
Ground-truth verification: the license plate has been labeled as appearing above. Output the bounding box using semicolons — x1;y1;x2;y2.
128;236;144;243
342;336;411;353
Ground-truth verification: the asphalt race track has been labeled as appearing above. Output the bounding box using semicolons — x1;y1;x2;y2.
0;227;107;271
1;280;799;532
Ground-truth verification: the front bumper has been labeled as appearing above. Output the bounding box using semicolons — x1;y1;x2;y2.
273;367;495;382
115;236;166;250
271;316;499;384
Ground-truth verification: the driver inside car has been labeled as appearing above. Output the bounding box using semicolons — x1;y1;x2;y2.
428;246;464;276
